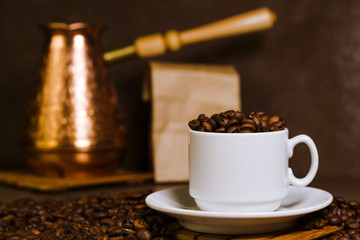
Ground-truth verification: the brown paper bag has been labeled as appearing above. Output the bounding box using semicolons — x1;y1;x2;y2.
143;61;241;182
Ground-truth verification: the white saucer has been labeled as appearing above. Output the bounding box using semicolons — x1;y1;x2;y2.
145;185;333;235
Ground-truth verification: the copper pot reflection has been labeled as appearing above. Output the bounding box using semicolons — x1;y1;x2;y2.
23;23;127;177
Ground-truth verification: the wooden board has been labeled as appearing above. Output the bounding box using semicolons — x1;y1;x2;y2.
172;225;343;240
0;169;153;191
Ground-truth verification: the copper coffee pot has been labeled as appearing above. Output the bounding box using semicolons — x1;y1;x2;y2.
23;8;276;178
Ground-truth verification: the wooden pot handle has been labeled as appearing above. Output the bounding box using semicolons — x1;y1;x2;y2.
134;7;276;58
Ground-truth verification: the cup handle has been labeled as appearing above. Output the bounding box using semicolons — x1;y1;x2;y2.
287;134;319;186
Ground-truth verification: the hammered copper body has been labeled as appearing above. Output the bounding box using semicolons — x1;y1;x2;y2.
24;23;127;177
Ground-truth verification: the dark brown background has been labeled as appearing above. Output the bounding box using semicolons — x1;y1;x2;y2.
0;0;359;183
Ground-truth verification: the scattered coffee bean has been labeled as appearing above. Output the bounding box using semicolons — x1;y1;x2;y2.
0;189;357;239
299;197;360;239
314;218;326;229
0;190;175;239
188;110;286;133
108;226;123;236
330;216;343;226
136;229;153;240
350;201;360;209
347;220;360;229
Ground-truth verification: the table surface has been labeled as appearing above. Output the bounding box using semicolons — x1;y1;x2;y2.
0;175;358;240
0;176;358;203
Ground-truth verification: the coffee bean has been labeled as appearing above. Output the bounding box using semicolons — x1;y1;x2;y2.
197;126;205;132
160;226;171;236
257;111;266;116
349;201;360;209
211;113;222;122
125;235;138;240
268;115;280;125
220;111;228;118
208;117;217;129
270;125;281;131
241;118;257;125
101;199;113;209
188;119;201;130
6;234;21;240
338;237;351;240
99;217;113;225
239;127;254;133
225;118;238;129
108;226;123;236
313;218;326;229
134;219;149;230
249;115;261;127
136;229;153;240
37;223;47;232
151;222;161;235
89;226;101;235
226;125;238;133
215;127;226;133
341;203;350;210
55;228;65;237
260;119;269;132
224;110;235;116
153;237;170;240
351;233;360;240
271;120;284;128
342;215;351;223
240;122;256;131
218;118;229;127
347;229;358;235
330;216;343;226
233;112;245;121
202;121;212;132
72;215;85;223
123;228;136;235
346;220;360;229
93;211;109;219
110;236;125;240
13;218;26;229
349;209;356;218
123;222;133;229
337;196;347;203
197;114;208;122
332;207;342;216
299;221;314;231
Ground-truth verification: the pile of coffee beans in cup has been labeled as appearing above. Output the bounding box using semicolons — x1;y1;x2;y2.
299;196;360;240
0;190;177;240
188;110;286;133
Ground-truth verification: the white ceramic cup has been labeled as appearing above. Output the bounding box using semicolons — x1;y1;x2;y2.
188;128;318;212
